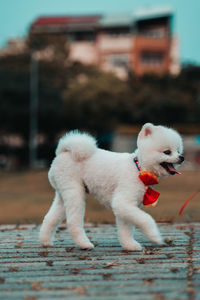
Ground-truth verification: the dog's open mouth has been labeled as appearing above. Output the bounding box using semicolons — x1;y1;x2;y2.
160;162;181;175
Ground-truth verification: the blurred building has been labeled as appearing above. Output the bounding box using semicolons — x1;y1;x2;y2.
30;6;180;79
0;39;27;57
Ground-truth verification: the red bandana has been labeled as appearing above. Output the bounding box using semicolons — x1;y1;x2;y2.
134;157;160;207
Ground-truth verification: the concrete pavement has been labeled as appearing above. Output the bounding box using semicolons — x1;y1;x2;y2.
0;223;199;300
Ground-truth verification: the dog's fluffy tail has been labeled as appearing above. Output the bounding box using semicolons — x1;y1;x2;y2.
56;130;97;161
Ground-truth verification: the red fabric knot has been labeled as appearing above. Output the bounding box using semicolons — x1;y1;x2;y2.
143;187;160;207
139;171;158;186
133;157;160;207
139;172;160;207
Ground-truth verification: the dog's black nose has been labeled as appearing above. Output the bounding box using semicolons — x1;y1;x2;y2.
179;155;184;163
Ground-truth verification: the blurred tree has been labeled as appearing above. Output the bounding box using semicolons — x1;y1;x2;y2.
62;68;133;132
0;33;200;167
127;70;200;125
0;55;30;138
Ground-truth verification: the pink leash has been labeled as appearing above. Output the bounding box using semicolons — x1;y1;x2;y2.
178;189;200;216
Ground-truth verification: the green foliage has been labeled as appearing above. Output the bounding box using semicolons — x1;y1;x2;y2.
62;70;132;131
1;35;200;167
0;67;30;137
126;71;200;125
0;35;200;142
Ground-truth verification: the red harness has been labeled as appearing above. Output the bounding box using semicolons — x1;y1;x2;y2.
133;157;160;207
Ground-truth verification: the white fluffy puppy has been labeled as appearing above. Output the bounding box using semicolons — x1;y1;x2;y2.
40;123;184;251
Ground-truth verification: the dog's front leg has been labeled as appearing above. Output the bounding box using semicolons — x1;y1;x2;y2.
112;195;164;246
116;217;142;251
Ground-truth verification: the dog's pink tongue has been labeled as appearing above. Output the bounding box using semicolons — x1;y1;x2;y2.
168;164;181;175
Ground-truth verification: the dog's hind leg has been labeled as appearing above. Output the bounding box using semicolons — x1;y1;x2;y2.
40;192;65;247
116;217;142;251
62;184;94;250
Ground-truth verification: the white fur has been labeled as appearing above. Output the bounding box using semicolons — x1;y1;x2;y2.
40;124;184;251
56;130;97;161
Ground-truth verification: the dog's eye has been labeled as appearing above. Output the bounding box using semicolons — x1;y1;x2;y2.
163;150;171;155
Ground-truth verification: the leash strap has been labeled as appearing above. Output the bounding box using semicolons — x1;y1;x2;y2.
179;190;200;216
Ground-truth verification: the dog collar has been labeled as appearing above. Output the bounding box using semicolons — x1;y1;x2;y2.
133;157;160;207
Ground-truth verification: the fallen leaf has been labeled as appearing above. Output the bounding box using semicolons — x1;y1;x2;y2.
104;259;120;268
70;268;79;275
136;258;146;264
144;278;155;285
15;242;23;248
78;256;91;260
102;273;114;280
0;278;5;284
75;286;87;295
166;253;175;259
31;282;42;290
170;267;179;273
121;250;131;254
164;238;174;246
184;231;191;237
9;266;19;272
38;251;48;257
194;266;200;273
144;246;162;255
46;260;53;266
66;247;74;252
154;293;165;300
70;266;96;274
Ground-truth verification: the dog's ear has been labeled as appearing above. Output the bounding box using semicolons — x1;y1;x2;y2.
137;123;154;145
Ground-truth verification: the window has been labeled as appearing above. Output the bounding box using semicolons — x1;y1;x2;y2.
108;54;130;67
140;28;165;38
102;27;130;36
140;51;164;66
68;31;95;42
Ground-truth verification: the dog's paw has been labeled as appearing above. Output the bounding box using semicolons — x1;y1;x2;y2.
149;234;164;246
78;241;94;250
41;241;52;248
122;241;142;251
40;236;52;248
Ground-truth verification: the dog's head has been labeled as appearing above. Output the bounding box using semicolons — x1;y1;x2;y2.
136;123;184;178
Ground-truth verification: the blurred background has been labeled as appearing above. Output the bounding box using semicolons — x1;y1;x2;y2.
0;0;200;224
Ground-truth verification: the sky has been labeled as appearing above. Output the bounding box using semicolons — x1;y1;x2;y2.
0;0;200;64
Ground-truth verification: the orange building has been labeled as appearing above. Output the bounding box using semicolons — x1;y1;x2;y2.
30;6;180;78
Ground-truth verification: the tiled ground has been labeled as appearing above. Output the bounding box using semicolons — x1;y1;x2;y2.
0;223;199;300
